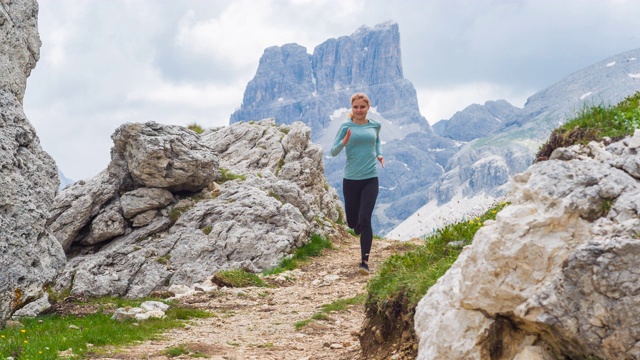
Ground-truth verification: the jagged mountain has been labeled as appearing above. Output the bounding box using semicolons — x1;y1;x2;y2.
433;100;523;142
231;21;456;234
388;47;640;240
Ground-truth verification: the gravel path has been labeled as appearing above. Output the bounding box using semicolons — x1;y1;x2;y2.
93;230;412;360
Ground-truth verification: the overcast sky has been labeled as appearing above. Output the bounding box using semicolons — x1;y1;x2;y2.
23;0;640;182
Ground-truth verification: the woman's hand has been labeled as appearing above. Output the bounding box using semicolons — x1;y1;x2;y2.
342;129;352;146
377;155;384;168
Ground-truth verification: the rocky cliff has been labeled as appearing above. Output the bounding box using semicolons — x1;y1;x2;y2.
49;120;343;298
231;21;456;235
414;130;640;359
0;0;65;326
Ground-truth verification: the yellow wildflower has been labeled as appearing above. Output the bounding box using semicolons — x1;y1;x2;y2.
21;329;26;333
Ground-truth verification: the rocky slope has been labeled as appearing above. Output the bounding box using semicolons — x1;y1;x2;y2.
414;130;640;359
48;120;343;298
0;0;65;326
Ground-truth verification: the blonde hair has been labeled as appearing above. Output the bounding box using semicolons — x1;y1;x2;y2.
351;92;370;106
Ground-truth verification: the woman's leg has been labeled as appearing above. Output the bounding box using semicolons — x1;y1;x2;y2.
342;178;361;232
358;177;378;263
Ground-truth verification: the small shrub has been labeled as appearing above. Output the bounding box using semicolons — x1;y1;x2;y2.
169;206;190;221
202;225;213;235
187;122;205;134
268;190;284;204
156;254;171;265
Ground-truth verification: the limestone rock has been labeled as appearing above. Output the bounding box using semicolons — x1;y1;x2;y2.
109;121;219;192
120;187;174;219
48;170;120;251
81;200;126;246
0;0;66;326
51;120;342;298
414;131;640;359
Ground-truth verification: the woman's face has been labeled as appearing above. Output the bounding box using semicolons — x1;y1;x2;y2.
351;99;370;122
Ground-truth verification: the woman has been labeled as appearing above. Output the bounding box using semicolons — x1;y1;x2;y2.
330;93;384;275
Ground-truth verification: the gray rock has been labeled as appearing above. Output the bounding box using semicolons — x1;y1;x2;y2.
0;0;66;325
81;200;127;246
131;210;157;227
414;131;640;359
48;170;120;251
120;187;174;219
51;120;342;298
109;121;219;192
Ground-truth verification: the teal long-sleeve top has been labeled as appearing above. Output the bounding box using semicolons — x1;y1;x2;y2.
330;119;383;180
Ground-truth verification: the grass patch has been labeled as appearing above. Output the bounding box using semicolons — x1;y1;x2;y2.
163;344;189;357
536;91;640;161
0;299;210;359
366;202;508;313
187;122;205;134
218;168;247;183
262;234;333;276
275;158;285;176
294;319;312;330
168;206;191;221
295;294;366;330
211;269;267;288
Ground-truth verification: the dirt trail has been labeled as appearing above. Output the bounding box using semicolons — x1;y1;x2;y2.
93;229;416;360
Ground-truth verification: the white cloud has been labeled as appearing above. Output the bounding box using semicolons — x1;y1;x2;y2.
22;0;640;181
174;0;365;70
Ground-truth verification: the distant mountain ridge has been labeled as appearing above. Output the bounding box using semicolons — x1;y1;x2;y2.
232;21;640;238
231;21;457;234
388;47;640;239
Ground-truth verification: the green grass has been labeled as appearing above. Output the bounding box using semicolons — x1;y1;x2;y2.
366;202;508;313
187;122;205;134
0;299;211;359
218;168;247;183
537;92;640;160
295;294;366;330
262;234;333;276
562;92;640;140
211;269;267;288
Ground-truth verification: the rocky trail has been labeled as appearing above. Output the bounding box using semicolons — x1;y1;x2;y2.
91;229;419;360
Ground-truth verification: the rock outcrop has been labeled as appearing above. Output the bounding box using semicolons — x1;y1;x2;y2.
50;120;342;298
0;0;66;326
414;130;640;359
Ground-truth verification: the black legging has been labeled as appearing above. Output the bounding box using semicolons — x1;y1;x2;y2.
343;177;379;263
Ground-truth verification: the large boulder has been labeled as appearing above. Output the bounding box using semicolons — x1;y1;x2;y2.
414;130;640;359
51;120;343;298
0;0;66;326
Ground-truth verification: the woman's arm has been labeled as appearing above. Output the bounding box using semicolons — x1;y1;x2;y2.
331;124;350;157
